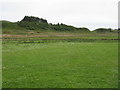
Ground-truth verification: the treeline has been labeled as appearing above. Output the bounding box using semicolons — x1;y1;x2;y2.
2;16;118;33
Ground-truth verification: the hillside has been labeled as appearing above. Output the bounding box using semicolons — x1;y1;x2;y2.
1;16;118;34
2;20;27;34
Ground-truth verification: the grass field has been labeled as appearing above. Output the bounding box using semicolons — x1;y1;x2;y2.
2;41;118;88
1;18;119;88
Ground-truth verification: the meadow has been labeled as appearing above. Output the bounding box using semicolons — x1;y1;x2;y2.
2;38;118;88
1;16;119;88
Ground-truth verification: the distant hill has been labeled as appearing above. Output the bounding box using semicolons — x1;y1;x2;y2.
1;16;118;34
18;16;91;32
93;28;118;33
94;28;112;32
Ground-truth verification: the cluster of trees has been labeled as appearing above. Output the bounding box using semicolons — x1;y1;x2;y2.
49;23;90;32
94;28;112;32
49;23;75;31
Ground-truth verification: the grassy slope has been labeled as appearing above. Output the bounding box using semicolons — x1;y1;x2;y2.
1;20;118;35
2;20;27;34
3;42;118;88
2;20;118;41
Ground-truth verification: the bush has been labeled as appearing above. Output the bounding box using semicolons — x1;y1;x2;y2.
94;28;112;33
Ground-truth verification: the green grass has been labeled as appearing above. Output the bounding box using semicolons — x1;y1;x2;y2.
2;42;118;88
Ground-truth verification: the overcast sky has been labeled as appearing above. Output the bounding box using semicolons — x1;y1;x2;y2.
0;0;118;30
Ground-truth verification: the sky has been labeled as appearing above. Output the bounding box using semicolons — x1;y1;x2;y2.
0;0;119;30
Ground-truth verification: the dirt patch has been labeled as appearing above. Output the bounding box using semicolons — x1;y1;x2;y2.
2;34;49;38
2;34;80;38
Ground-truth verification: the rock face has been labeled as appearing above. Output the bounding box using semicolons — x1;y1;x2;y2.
18;16;49;30
21;16;48;23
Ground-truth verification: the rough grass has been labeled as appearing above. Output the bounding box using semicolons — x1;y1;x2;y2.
2;42;118;88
